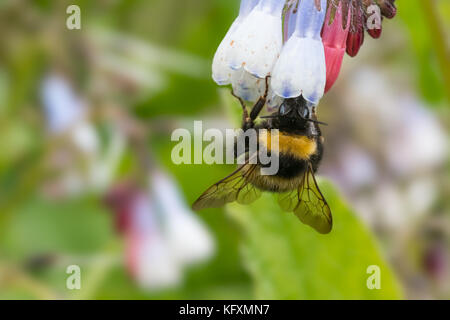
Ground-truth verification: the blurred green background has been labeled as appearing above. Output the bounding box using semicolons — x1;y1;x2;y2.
0;0;449;300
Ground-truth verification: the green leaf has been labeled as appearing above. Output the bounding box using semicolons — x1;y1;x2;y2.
2;197;115;258
397;0;447;104
227;179;404;300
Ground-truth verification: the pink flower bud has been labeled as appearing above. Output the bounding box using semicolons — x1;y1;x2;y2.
346;0;365;57
367;25;382;39
346;30;364;57
322;1;351;92
378;0;397;19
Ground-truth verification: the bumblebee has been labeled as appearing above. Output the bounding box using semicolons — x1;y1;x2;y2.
192;78;332;234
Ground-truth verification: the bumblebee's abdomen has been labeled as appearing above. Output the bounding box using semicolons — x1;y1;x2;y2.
275;154;307;179
249;156;306;192
247;169;304;193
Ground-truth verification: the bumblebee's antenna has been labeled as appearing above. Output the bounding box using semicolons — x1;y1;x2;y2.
260;115;277;119
304;118;328;126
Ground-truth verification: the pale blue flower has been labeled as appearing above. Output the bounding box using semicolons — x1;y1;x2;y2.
271;0;327;105
41;73;85;132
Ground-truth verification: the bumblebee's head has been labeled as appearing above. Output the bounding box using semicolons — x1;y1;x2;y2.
261;96;327;131
277;97;313;129
279;98;309;118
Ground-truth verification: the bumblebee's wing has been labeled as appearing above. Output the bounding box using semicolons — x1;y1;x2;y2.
277;163;332;234
192;162;261;210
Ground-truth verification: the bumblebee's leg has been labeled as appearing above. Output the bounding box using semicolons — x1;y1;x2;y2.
231;90;252;128
233;75;270;130
230;91;251;158
233;76;269;159
248;76;270;124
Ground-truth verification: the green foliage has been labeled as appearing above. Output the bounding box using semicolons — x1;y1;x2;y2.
227;180;404;300
2;197;115;258
397;0;449;105
0;0;447;300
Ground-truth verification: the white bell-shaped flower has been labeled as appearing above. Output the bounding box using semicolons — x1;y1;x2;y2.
230;68;283;106
271;0;327;105
231;68;265;102
151;171;215;266
228;0;284;78
126;193;182;290
212;0;260;85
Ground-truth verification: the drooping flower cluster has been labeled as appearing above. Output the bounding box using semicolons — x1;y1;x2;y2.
212;0;396;106
41;73;124;195
105;171;214;290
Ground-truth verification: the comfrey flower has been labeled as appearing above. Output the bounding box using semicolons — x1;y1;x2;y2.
363;0;382;39
105;169;214;290
150;171;215;266
346;0;397;56
212;0;284;102
212;0;260;85
41;73;99;155
123;190;182;290
272;0;327;104
322;0;351;93
41;73;86;133
212;0;397;105
346;0;364;57
41;73;124;196
376;0;396;19
228;0;285;78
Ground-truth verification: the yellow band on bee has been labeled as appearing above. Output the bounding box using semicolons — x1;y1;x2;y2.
259;130;317;160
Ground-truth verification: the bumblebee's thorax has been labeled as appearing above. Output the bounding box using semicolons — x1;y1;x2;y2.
246;127;323;193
